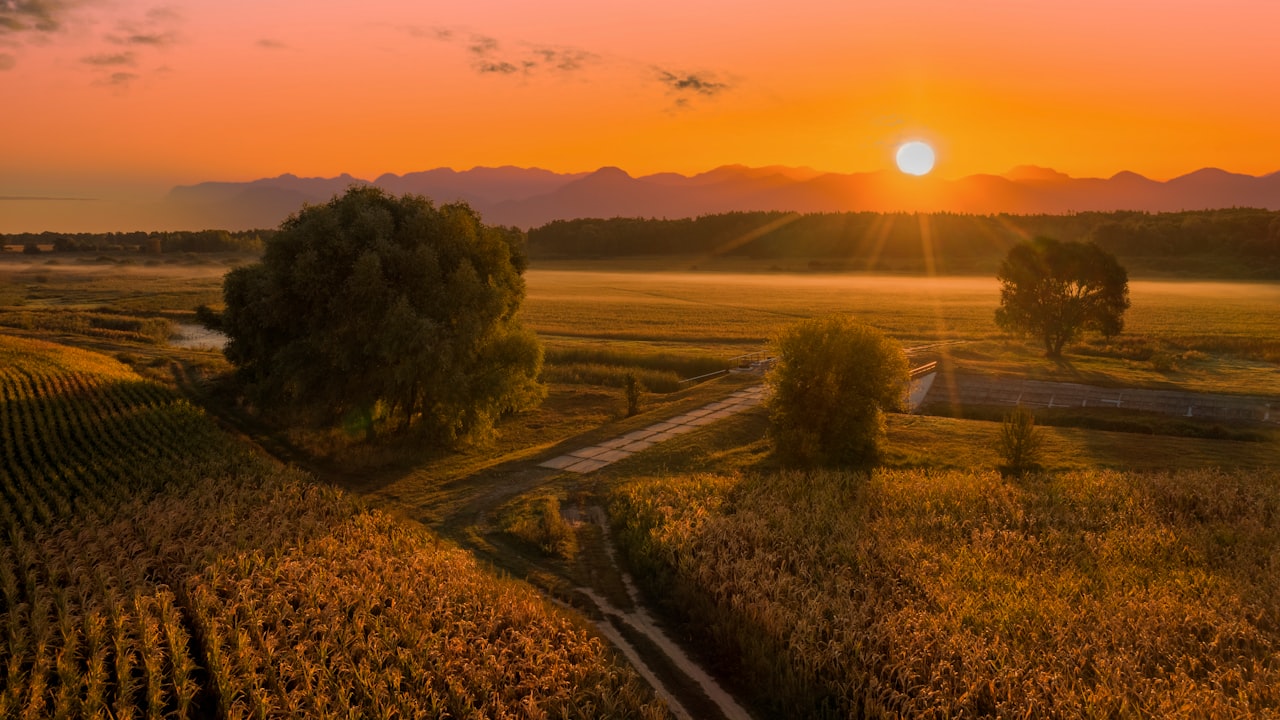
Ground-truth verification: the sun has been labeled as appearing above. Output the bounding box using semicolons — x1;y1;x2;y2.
896;141;936;176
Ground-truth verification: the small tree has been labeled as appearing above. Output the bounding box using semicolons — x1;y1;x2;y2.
624;373;642;417
766;315;907;467
218;186;544;443
997;406;1044;477
995;237;1129;358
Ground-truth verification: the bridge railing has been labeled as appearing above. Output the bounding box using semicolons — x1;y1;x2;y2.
909;361;938;378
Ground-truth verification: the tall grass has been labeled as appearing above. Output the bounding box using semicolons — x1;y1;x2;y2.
544;346;728;378
543;363;684;393
611;467;1280;718
0;309;171;344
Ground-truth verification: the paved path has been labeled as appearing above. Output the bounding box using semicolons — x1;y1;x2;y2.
538;385;767;474
926;373;1278;424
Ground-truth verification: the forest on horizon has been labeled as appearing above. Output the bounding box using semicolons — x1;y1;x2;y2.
5;207;1280;278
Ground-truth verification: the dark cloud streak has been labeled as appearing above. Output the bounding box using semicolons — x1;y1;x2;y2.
81;50;134;66
112;31;172;46
656;69;730;97
476;60;518;74
0;0;70;34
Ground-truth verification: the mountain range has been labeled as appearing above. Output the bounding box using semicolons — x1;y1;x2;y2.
162;165;1280;230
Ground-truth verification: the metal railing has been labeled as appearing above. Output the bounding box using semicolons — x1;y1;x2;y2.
677;369;731;386
909;361;938;378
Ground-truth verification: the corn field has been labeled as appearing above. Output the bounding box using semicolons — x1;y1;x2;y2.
1;334;668;719
611;467;1280;718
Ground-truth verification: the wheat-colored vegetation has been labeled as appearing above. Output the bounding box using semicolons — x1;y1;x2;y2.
522;270;1280;396
0;334;668;719
610;467;1280;718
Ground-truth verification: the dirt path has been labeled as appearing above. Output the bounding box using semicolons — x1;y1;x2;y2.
573;506;755;720
433;458;758;720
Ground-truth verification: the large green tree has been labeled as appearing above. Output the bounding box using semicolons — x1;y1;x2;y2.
766;315;907;467
995;237;1130;358
219;186;544;442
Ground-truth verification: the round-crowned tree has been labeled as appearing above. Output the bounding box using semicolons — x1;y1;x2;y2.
995;237;1130;358
219;186;544;442
766;315;908;467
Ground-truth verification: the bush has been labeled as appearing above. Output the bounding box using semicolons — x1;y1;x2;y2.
766;315;908;466
997;406;1044;477
625;373;642;416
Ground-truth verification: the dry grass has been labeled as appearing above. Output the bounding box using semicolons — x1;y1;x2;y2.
610;467;1280;718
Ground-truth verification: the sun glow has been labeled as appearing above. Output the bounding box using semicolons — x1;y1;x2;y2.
896;142;936;176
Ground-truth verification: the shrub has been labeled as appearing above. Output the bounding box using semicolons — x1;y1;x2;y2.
625;373;642;416
499;495;578;559
997;406;1044;477
766;315;908;466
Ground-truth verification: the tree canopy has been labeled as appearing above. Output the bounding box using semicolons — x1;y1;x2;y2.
995;237;1130;358
219;186;544;442
766;315;908;467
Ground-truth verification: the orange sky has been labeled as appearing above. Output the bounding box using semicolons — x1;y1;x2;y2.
2;0;1278;227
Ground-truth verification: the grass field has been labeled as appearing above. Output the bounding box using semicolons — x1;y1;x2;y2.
0;333;668;719
5;256;1278;394
521;270;1280;396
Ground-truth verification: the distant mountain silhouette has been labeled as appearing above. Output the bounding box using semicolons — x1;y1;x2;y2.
161;165;1280;230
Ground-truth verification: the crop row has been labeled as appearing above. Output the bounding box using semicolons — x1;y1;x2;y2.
0;334;669;719
610;467;1280;718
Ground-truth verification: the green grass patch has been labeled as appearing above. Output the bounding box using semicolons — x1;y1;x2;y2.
497;493;579;559
545;345;728;378
543;363;684;393
0;308;171;344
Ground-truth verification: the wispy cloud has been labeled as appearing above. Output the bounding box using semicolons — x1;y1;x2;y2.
403;24;453;42
104;70;136;85
1;0;90;71
416;27;600;79
403;23;735;110
0;0;74;35
0;1;180;83
534;47;594;72
655;69;732;108
656;69;730;96
81;50;134;66
105;5;179;47
256;38;287;50
476;59;518;74
468;34;498;57
80;4;179;88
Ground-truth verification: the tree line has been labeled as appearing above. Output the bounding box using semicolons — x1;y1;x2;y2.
3;229;273;254
527;209;1280;275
